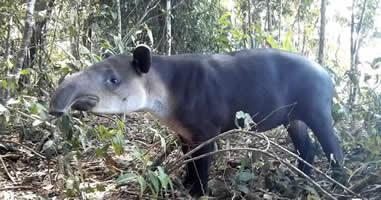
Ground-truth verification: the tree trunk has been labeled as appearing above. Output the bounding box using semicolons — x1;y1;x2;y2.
348;0;368;108
248;0;253;48
266;0;271;31
4;15;13;98
166;0;172;55
5;16;13;63
116;0;122;40
32;0;55;68
242;4;247;48
15;0;36;79
70;8;79;60
279;0;282;43
318;0;327;66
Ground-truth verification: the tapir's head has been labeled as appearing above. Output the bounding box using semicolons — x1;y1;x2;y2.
49;45;152;117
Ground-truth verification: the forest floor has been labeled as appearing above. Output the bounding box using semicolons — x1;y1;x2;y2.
0;112;380;200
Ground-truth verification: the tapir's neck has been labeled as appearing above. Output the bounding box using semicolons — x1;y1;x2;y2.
140;55;204;120
142;66;172;120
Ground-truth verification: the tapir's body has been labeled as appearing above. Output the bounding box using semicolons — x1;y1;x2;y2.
49;47;343;197
150;49;333;133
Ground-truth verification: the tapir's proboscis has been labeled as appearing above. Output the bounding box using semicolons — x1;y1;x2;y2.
49;46;344;197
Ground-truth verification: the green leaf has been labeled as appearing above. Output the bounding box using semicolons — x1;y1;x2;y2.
102;42;109;49
98;125;107;140
237;184;249;194
117;120;125;133
240;153;249;172
2;80;7;88
157;166;169;192
152;129;166;152
219;13;232;23
111;11;117;20
111;134;125;155
266;35;279;49
6;59;13;69
116;173;137;185
31;103;48;120
307;194;320;200
95;184;106;192
61;66;69;74
95;145;109;158
132;148;143;161
30;105;38;114
148;171;160;194
137;176;147;195
144;24;154;45
68;26;76;36
19;68;31;75
58;115;73;141
239;171;254;182
282;29;295;52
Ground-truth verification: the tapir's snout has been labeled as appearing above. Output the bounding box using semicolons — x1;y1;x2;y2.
49;75;100;117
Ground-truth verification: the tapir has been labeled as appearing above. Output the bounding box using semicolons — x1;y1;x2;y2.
49;45;344;197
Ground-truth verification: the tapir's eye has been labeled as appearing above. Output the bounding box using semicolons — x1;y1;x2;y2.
108;78;120;84
106;76;120;88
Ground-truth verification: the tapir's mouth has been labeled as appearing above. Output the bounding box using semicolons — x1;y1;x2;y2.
49;95;99;117
71;95;99;111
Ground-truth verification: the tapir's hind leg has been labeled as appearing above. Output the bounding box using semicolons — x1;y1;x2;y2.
286;120;315;174
182;143;214;197
304;108;344;169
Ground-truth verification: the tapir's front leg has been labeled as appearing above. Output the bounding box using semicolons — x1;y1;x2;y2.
182;142;215;197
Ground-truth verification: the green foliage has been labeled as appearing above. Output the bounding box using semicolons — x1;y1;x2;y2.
116;167;173;197
94;123;125;156
265;29;297;52
132;146;152;169
231;170;255;194
114;138;173;198
116;173;138;185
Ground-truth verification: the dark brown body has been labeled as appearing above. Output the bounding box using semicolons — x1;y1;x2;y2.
49;46;344;197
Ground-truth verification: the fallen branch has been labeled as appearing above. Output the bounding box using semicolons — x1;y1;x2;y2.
166;129;356;197
0;156;17;184
2;140;46;159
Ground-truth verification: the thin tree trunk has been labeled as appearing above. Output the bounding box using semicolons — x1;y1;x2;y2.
266;0;271;31
353;0;368;64
124;1;128;36
116;0;122;40
248;0;253;48
70;8;79;60
279;0;282;43
4;15;13;98
348;0;368;108
5;16;12;63
39;0;55;67
15;0;36;79
242;6;247;48
166;0;171;55
350;0;356;61
318;0;327;65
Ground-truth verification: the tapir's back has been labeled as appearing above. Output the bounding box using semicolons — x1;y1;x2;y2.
152;48;334;131
187;48;334;131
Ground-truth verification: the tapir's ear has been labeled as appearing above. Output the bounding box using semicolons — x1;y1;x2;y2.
132;45;151;73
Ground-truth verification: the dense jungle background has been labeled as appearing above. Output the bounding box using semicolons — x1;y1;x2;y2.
0;0;380;199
